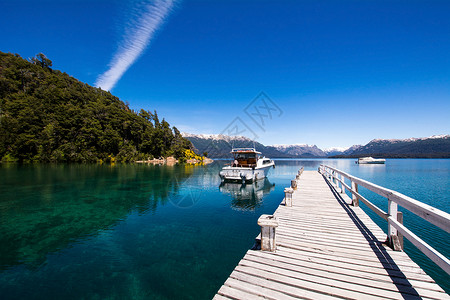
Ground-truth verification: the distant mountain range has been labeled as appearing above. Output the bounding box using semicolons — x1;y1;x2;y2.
181;133;289;158
269;144;327;157
182;133;450;158
334;135;450;158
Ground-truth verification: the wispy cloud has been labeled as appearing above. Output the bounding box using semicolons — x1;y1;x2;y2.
95;0;175;91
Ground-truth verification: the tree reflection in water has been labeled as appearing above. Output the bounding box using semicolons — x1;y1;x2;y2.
0;164;192;270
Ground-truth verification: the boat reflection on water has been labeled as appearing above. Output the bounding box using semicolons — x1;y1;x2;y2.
219;178;275;211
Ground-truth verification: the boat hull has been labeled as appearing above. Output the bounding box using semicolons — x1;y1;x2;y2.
356;157;386;164
219;163;274;182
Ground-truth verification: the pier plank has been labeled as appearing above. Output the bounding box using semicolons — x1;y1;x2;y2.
215;171;449;299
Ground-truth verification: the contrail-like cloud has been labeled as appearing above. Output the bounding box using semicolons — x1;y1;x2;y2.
95;0;175;91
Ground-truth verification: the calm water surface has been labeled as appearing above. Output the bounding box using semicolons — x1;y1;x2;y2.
0;159;448;298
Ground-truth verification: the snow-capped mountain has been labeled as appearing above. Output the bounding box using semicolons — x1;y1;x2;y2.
369;134;450;143
269;144;326;157
343;145;362;155
322;147;349;156
182;133;290;158
181;133;251;142
183;133;450;158
345;135;450;158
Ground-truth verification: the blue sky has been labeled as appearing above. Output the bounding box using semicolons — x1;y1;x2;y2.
1;0;449;148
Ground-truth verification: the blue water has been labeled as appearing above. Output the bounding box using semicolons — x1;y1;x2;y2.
0;159;448;298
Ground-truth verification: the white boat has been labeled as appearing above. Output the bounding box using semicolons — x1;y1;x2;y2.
219;148;275;182
356;157;386;164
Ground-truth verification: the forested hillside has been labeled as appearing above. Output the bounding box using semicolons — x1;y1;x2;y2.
0;52;192;163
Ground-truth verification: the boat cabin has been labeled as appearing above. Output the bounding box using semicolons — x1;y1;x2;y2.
231;148;261;167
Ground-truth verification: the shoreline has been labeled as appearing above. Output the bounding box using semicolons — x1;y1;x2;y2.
136;156;214;165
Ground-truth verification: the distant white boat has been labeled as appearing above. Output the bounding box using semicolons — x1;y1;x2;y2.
356;157;386;164
219;148;275;183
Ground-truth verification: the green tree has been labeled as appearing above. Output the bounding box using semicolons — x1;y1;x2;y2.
0;51;195;163
30;53;52;69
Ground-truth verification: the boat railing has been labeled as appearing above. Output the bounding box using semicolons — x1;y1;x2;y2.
231;148;256;152
319;164;450;275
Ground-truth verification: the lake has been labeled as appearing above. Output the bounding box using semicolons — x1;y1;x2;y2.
0;159;448;299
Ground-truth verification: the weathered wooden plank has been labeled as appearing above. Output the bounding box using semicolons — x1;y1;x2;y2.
212;294;231;300
275;235;421;266
229;270;338;300
242;253;447;299
276;226;384;242
234;264;397;300
238;256;440;299
276;219;387;237
276;222;384;236
275;246;431;278
276;238;429;270
276;228;388;250
218;283;265;299
247;250;445;292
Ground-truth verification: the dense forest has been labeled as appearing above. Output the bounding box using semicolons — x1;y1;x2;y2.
0;51;193;163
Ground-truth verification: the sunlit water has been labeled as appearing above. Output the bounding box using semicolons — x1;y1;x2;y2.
0;159;448;298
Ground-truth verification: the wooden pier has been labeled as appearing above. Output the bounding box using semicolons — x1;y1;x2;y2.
215;168;449;299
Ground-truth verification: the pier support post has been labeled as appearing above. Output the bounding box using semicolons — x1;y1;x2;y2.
351;181;359;207
284;187;294;207
257;215;278;252
291;180;297;190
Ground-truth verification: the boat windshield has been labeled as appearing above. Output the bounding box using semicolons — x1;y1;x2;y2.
232;152;258;167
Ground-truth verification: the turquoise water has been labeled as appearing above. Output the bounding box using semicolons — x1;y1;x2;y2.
0;159;448;298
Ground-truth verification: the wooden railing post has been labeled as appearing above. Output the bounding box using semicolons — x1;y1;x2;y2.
339;174;345;193
258;215;278;252
388;196;401;250
397;211;404;250
351;181;359;206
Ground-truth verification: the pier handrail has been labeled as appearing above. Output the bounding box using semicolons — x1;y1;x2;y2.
319;164;450;275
